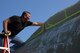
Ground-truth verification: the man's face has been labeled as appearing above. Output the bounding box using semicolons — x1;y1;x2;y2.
23;13;31;21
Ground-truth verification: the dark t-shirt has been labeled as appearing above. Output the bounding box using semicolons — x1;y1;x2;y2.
3;15;33;38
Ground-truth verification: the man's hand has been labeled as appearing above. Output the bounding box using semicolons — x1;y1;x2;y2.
5;31;11;36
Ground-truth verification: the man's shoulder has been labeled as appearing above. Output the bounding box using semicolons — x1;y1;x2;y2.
9;15;21;22
10;15;20;18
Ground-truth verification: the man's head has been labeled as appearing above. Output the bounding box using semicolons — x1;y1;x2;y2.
21;11;31;22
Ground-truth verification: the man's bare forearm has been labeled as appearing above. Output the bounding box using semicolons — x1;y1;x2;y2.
32;22;44;26
3;19;9;33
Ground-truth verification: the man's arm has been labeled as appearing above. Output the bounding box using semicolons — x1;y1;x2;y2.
3;19;11;33
32;22;44;26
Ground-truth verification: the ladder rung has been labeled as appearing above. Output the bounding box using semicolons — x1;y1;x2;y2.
0;47;9;50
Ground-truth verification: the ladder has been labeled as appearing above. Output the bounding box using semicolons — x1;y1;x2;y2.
0;32;10;53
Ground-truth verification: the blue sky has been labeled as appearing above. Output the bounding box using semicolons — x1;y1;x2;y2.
0;0;79;42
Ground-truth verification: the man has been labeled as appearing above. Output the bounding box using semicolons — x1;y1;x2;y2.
1;11;43;51
3;11;43;37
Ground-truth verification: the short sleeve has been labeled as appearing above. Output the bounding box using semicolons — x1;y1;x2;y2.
26;21;33;26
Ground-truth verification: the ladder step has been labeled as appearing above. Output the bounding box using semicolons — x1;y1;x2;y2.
0;47;9;50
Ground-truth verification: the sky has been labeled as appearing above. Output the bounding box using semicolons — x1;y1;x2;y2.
0;0;79;42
